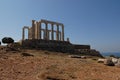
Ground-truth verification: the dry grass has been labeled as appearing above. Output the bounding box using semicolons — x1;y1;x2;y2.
0;49;120;80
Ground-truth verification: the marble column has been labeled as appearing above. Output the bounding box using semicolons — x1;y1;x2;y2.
62;25;64;41
51;24;54;40
29;28;32;40
28;28;31;39
43;29;46;40
47;31;49;40
35;22;38;39
59;32;61;41
22;28;25;40
56;25;59;41
45;23;48;40
32;20;35;39
39;22;41;39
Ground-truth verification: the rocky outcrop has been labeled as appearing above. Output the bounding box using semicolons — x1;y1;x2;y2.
104;58;115;66
75;49;103;58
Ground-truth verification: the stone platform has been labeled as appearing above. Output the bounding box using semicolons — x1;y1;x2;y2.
21;39;74;53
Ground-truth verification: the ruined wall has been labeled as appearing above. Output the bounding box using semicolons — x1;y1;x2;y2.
73;44;90;50
21;39;74;53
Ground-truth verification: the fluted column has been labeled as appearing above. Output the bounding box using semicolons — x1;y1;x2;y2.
28;28;31;39
39;22;41;39
51;24;54;40
30;28;33;39
35;22;38;39
45;23;48;40
32;20;35;39
62;24;64;41
47;31;49;40
59;32;61;41
56;25;59;41
22;28;25;40
43;29;46;40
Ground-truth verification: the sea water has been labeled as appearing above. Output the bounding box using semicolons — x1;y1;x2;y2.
101;52;120;57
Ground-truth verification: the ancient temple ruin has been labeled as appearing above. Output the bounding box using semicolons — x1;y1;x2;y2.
22;19;65;41
21;19;99;54
21;19;73;52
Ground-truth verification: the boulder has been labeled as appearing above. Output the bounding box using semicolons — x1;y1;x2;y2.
97;58;106;63
104;58;115;66
81;56;86;59
68;55;81;58
112;57;118;64
115;58;120;68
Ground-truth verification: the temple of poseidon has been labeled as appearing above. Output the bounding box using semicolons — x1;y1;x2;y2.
20;19;101;56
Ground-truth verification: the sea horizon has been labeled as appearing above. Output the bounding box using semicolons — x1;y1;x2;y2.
101;52;120;57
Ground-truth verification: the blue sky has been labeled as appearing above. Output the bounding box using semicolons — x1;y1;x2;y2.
0;0;120;52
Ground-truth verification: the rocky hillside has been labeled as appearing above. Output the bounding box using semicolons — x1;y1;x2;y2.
0;48;120;80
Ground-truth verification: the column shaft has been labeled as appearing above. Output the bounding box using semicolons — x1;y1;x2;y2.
32;20;35;39
51;24;54;40
43;29;46;39
56;25;59;41
45;23;48;40
59;32;61;41
39;22;41;39
35;22;38;39
62;25;64;41
28;28;30;39
22;28;25;40
47;31;49;40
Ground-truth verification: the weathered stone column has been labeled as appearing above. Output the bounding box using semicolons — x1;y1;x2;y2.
35;22;38;39
28;28;31;39
22;28;25;40
59;32;61;41
62;24;64;41
56;25;59;41
29;28;33;40
43;29;46;40
47;31;49;40
51;24;54;40
39;22;41;39
45;23;48;40
35;22;41;39
32;20;35;39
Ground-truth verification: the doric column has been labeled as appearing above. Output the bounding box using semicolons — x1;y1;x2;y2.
35;22;38;39
43;29;46;40
28;28;31;39
56;25;59;41
47;31;49;40
32;20;35;39
35;21;40;39
22;28;25;40
59;32;61;41
62;24;64;41
29;28;32;40
45;23;48;40
39;22;41;39
51;24;54;40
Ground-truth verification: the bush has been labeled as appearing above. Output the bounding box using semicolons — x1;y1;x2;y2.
109;54;116;58
2;37;14;44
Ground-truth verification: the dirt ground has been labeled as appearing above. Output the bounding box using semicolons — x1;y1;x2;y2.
0;49;120;80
